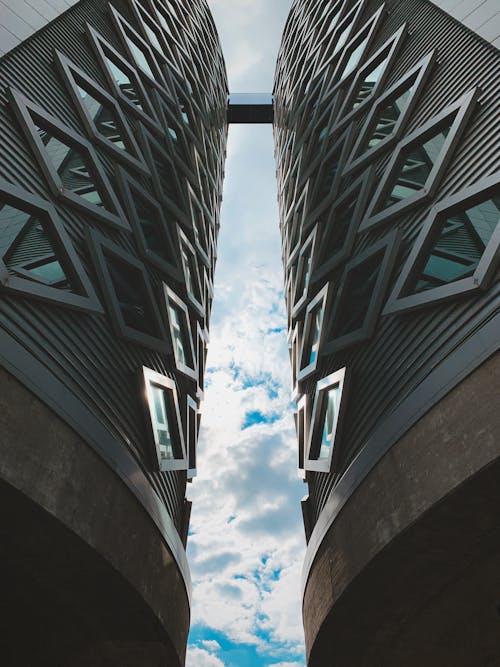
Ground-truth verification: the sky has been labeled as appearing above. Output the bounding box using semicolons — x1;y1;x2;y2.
185;1;306;666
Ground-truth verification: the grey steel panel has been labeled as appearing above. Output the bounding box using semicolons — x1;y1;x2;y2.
431;0;500;46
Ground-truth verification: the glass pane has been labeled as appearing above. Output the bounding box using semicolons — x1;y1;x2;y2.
26;258;65;284
363;84;414;152
319;385;340;459
333;24;350;54
383;124;450;210
124;33;155;78
150;384;175;460
105;56;143;109
182;246;195;295
308;306;322;366
336;251;382;337
324;195;356;257
37;125;104;206
340;32;369;80
350;52;389;109
106;253;159;335
169;303;187;365
411;195;500;293
76;85;126;150
296;248;312;300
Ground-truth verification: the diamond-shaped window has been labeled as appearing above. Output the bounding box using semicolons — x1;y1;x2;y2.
164;285;197;380
298;283;331;381
9;88;129;231
55;52;148;176
305;367;348;473
324;229;401;354
309;125;353;218
116;168;181;281
87;229;166;352
384;173;500;315
178;225;204;316
0;180;102;312
361;88;479;231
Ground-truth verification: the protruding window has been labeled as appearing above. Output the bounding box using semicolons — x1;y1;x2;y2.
305;368;348;473
362;88;479;231
164;285;197;379
187;395;198;479
384;173;500;314
298;283;330;380
143;367;187;472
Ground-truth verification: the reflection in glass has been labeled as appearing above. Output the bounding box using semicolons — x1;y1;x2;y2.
319;385;340;459
0;202;72;290
308;305;322;366
76;85;126;150
350;52;389;109
168;302;187;366
150;384;174;459
382;123;451;210
411;195;500;293
339;31;370;80
362;83;414;152
36;125;104;206
296;248;312;301
104;55;143;109
124;32;155;78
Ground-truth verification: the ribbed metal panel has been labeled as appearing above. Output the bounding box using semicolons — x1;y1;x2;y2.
275;0;500;526
0;0;227;532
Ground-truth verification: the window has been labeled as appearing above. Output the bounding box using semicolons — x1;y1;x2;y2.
292;227;317;315
323;229;401;354
298;283;330;380
143;367;187;472
310;125;353;217
384;173;500;314
335;5;384;83
9;88;128;231
164;285;197;379
178;226;204;316
362;88;479;231
187;395;198;479
305;368;348;473
296;393;310;477
87;229;166;351
0;179;102;312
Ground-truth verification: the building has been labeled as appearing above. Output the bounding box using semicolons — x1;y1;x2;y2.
0;1;227;664
274;0;500;665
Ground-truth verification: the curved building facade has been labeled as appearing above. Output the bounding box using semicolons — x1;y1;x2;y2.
274;1;500;664
0;0;227;664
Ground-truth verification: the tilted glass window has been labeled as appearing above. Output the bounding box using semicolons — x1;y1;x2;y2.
381;124;451;211
76;85;126;150
318;385;341;460
350;51;389;108
150;383;176;460
410;195;500;293
168;301;187;366
104;55;143;109
307;305;322;366
36;126;103;206
360;82;415;152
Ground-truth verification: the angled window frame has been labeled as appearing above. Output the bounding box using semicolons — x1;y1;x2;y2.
186;394;198;479
87;228;168;352
383;172;500;315
163;283;197;380
292;224;319;318
336;22;407;129
54;50;149;176
296;392;311;478
8;88;129;232
360;87;479;232
345;49;437;176
312;166;375;285
195;321;208;401
86;24;163;136
177;224;205;317
141;366;187;472
307;123;355;221
323;228;401;355
0;179;103;313
305;367;349;473
332;4;385;85
115;166;182;281
289;321;302;402
298;282;332;381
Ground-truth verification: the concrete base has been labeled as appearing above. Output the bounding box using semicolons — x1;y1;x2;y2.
0;367;189;666
303;352;500;666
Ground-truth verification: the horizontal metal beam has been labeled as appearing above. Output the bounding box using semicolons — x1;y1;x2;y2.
227;93;274;124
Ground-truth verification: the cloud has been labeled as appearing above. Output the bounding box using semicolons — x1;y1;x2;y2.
186;646;227;667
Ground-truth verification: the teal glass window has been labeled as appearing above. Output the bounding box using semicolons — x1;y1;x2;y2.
36;125;103;206
104;55;143;109
350;52;389;109
307;305;322;366
361;82;415;153
381;124;451;210
76;85;126;150
168;302;187;366
410;195;500;293
296;248;312;302
150;383;175;460
319;385;341;459
123;31;155;79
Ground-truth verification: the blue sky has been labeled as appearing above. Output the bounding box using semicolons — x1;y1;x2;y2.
185;2;306;666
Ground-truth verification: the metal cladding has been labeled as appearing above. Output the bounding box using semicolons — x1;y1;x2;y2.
274;0;500;651
0;0;227;650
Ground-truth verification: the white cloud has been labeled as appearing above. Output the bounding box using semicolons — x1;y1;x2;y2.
201;639;222;652
186;646;227;667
